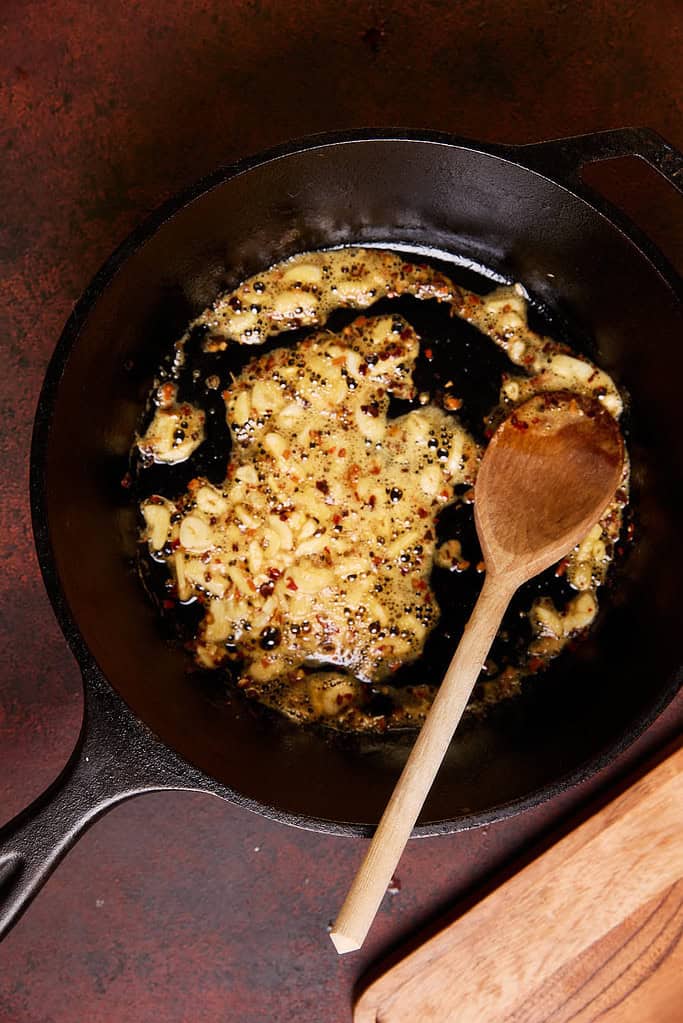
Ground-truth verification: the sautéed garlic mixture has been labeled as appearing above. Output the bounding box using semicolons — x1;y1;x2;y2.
137;249;629;730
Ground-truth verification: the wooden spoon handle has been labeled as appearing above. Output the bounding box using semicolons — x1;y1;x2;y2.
330;572;515;955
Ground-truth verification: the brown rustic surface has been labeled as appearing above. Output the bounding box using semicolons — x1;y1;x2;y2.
0;2;681;1021
354;747;683;1022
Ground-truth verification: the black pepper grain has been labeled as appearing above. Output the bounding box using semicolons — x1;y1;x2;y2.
259;626;281;650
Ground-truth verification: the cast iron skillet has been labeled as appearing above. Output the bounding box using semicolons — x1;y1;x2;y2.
1;128;682;941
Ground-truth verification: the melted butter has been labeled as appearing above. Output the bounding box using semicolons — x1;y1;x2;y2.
468;287;623;418
137;382;205;464
195;249;455;348
142;315;480;728
139;248;630;730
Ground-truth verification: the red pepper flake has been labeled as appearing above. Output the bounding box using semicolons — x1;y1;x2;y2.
424;347;434;361
316;480;329;494
286;578;298;591
360;402;380;418
444;395;462;411
159;382;176;405
527;656;545;673
317;613;339;634
267;567;282;580
554;559;568;577
402;263;414;273
120;473;132;489
510;415;529;431
338;448;346;457
417;507;428;519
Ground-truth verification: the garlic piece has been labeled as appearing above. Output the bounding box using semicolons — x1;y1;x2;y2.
179;516;213;552
142;500;172;550
195;485;228;517
282;263;322;285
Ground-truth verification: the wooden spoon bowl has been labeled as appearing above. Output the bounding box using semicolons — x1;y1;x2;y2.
476;391;625;583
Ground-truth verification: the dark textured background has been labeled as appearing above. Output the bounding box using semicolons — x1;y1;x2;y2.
1;2;681;1020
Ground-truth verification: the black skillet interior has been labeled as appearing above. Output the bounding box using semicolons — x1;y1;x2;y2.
39;133;683;832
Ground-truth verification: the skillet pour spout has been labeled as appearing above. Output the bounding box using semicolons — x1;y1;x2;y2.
1;126;681;940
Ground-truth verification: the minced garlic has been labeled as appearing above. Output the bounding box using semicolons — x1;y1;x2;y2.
142;315;479;727
137;248;629;729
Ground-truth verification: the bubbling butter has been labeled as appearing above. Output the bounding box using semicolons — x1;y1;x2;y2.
142;315;480;727
137;248;629;729
137;382;205;465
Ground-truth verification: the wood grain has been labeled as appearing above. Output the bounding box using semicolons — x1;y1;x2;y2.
507;881;683;1023
354;746;683;1023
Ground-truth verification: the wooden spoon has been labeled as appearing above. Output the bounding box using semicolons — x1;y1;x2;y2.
330;391;625;954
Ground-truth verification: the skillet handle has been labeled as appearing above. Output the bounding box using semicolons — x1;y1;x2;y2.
0;668;207;942
512;127;683;196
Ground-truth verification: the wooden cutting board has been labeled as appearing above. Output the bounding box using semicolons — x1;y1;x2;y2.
355;745;682;1023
